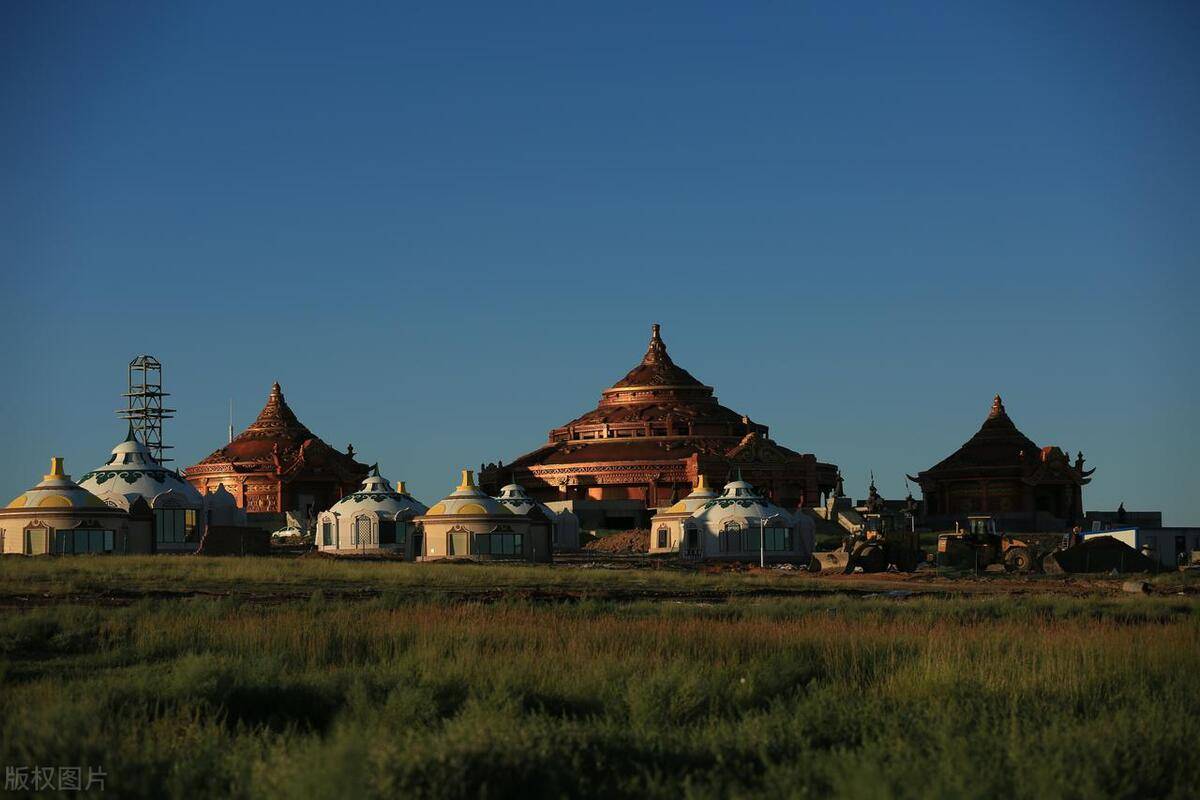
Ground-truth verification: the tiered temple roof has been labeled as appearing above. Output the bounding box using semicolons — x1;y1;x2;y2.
184;383;368;516
909;395;1094;527
482;325;836;512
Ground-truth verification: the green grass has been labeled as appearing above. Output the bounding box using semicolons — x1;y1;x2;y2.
1;558;1196;799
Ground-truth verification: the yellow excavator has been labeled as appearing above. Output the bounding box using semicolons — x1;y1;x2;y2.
810;512;923;574
936;516;1075;572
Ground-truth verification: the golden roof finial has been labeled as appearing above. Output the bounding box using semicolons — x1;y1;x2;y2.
47;457;65;479
457;469;476;490
695;474;709;491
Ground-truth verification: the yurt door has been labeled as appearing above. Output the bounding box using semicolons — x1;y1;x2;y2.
683;527;701;560
25;527;48;555
354;517;373;549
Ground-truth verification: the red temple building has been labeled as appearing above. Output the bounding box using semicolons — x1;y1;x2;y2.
183;383;368;529
479;325;838;530
908;395;1094;532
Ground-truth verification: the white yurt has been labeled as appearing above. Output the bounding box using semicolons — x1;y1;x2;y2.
316;466;427;554
78;428;207;553
685;477;814;563
495;483;581;550
648;475;719;554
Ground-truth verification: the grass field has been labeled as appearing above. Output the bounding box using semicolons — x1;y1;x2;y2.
1;557;1197;799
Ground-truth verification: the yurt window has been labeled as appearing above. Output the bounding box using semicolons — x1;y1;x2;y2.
54;530;115;554
154;509;197;544
379;520;397;545
656;527;668;548
763;527;792;551
321;522;333;546
473;532;492;555
493;532;523;556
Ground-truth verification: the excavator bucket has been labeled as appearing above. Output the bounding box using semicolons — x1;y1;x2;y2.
809;550;854;574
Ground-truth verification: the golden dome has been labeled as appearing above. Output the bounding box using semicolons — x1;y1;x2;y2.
421;470;511;517
6;458;108;510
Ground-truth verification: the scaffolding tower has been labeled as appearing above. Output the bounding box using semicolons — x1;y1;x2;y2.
117;355;175;464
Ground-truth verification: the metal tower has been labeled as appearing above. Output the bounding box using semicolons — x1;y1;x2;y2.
117;355;175;464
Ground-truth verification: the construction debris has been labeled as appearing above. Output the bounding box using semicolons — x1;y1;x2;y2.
583;530;649;554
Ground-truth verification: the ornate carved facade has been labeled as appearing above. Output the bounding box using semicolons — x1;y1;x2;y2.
909;395;1094;531
183;383;368;525
479;325;838;528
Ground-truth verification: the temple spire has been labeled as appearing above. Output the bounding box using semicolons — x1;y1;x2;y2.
642;322;672;365
989;394;1006;419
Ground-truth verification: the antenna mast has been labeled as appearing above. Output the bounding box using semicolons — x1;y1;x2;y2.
117;355;175;464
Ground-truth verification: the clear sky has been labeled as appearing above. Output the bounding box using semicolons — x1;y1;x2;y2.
2;1;1197;523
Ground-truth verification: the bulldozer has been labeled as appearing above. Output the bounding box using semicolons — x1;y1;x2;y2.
936;515;1076;573
810;512;923;574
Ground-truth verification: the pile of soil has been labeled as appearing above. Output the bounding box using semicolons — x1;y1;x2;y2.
584;529;649;554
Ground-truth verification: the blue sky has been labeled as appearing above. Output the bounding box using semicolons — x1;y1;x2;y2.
1;1;1197;522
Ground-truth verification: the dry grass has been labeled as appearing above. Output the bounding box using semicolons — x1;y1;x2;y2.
0;558;1196;798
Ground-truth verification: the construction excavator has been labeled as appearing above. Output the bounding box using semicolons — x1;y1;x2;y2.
809;512;923;574
936;515;1076;572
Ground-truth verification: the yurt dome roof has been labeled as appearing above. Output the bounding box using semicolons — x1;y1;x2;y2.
424;470;511;517
204;484;239;508
79;428;203;508
495;483;559;518
691;477;794;524
662;474;720;514
329;465;428;517
6;458;110;510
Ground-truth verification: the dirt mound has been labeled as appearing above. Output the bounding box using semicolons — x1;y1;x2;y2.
1045;535;1157;574
584;530;649;554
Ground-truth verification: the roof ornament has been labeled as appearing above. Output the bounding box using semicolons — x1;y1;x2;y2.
458;469;476;490
643;322;671;365
45;457;66;481
989;394;1006;419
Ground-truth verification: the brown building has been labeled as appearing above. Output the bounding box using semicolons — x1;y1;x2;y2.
908;395;1094;532
480;325;838;530
183;383;368;529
